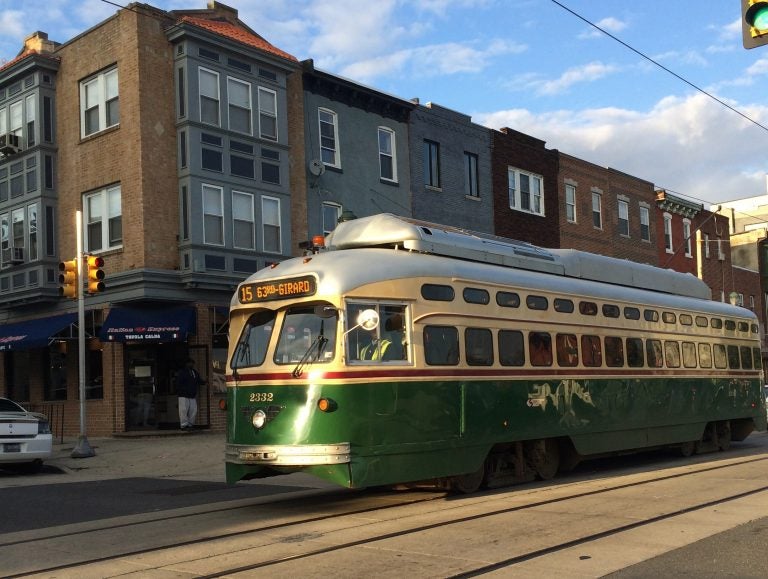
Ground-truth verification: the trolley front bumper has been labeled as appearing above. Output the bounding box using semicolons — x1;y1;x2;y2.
226;442;351;466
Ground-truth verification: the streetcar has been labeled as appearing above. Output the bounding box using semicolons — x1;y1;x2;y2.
225;214;767;492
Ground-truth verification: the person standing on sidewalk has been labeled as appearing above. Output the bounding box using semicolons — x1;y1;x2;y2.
176;358;205;431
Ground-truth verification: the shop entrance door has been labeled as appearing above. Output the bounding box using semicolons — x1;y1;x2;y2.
126;352;156;430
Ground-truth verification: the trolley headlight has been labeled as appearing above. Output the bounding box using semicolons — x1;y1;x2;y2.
252;409;267;430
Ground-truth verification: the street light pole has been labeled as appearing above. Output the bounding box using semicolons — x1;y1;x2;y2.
71;209;95;458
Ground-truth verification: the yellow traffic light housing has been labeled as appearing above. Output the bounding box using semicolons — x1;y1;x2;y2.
743;0;768;48
58;259;78;299
86;255;105;293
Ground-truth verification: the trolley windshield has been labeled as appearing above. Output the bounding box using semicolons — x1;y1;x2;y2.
231;310;276;370
274;305;337;366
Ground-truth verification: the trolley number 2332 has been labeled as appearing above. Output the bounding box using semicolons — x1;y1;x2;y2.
249;392;274;402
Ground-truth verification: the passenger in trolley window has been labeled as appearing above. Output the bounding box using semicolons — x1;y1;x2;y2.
529;332;553;366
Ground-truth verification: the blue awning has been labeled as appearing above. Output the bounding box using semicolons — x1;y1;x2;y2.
0;313;77;351
99;307;196;342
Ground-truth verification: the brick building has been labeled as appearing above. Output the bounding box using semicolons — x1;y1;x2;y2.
491;127;559;247
0;2;298;436
558;153;657;264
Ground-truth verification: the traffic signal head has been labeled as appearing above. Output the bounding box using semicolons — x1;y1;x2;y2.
86;255;105;293
743;0;768;48
58;259;78;299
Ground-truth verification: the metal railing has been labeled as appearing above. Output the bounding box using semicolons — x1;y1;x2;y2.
26;403;65;444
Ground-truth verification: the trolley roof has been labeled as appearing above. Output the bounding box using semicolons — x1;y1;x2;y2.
326;214;712;301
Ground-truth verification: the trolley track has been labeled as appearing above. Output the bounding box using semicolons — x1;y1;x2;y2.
8;452;768;578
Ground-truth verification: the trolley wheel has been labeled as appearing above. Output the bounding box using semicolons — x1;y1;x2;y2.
717;421;731;451
679;441;697;457
530;439;560;480
450;464;486;494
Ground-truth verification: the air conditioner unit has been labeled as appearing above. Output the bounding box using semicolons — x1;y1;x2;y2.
10;247;24;264
0;133;21;156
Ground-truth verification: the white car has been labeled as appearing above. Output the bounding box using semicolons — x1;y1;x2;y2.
0;398;53;473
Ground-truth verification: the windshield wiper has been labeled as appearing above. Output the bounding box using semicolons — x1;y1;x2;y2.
292;334;329;378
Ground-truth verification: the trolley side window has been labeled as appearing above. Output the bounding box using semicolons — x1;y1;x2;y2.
465;328;493;366
231;309;277;369
499;330;525;366
605;336;624;367
682;342;697;368
727;345;740;369
713;344;728;369
347;302;408;362
646;339;663;368
627;338;644;367
739;346;752;370
529;332;552;366
581;335;602;367
698;343;712;368
753;348;762;369
425;325;459;365
664;341;681;368
556;333;578;367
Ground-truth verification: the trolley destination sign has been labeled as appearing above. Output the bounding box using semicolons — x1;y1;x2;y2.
238;275;316;304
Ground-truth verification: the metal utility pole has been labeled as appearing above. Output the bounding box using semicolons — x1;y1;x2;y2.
71;210;95;458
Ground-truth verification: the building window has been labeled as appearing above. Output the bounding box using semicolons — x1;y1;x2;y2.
704;233;710;258
181;185;189;241
232;190;255;249
25;94;35;147
717;238;725;260
424;140;440;188
258;87;277;141
227;77;252;134
11;207;24;258
592;191;602;229
177;67;186;118
80;67;119;137
0;212;7;269
199;67;220;126
565;183;576;222
202;184;224;246
319;108;339;167
378;127;396;182
664;213;673;253
683;219;692;257
464;152;479;197
27;203;37;262
84;185;122;252
618;199;629;236
322;202;341;236
640;206;650;241
262;196;281;253
508;167;544;216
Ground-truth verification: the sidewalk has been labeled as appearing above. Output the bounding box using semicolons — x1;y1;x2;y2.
45;430;227;484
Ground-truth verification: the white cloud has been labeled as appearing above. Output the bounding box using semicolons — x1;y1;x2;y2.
577;16;628;39
516;61;618;96
341;39;526;83
476;93;768;203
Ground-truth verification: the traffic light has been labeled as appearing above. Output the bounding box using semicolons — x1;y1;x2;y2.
743;0;768;48
58;259;78;299
86;255;105;293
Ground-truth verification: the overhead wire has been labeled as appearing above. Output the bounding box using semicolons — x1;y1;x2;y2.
550;0;768;134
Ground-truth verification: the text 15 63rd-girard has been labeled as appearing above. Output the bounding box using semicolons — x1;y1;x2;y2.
238;276;316;304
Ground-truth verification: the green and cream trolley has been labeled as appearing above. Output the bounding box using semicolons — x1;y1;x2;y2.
225;214;767;491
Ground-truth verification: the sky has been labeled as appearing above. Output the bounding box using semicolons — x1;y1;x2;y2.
1;0;767;208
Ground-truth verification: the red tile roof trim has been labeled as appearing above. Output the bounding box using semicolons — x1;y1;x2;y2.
0;49;60;75
178;16;297;62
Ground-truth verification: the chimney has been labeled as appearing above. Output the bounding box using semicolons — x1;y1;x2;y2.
23;31;58;55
